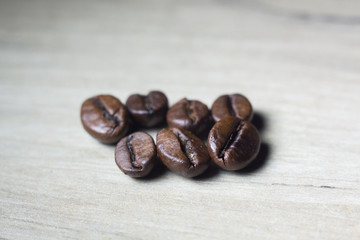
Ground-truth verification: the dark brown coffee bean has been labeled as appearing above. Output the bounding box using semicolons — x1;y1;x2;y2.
211;94;253;122
166;98;210;136
156;128;210;177
126;91;168;128
80;95;129;144
115;132;156;178
207;116;260;170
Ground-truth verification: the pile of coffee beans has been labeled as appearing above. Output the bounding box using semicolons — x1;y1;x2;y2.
80;91;261;178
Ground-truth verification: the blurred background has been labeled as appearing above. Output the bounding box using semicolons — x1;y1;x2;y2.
2;0;359;96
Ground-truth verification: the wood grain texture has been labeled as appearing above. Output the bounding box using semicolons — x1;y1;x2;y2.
0;0;359;239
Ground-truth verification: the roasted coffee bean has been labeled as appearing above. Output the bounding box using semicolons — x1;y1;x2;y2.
115;131;156;178
126;91;168;128
156;128;210;177
166;98;210;136
81;95;129;144
207;116;260;170
211;94;253;122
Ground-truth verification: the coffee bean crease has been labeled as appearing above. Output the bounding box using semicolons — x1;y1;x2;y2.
218;121;244;161
93;97;121;126
226;95;236;117
172;129;196;167
185;101;196;124
143;96;153;115
126;135;142;169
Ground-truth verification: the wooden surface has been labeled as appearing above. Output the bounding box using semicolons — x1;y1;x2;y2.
1;0;360;239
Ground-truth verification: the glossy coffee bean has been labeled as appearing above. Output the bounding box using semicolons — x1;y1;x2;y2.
115;132;156;178
156;128;210;177
126;91;168;128
211;94;253;122
81;95;129;144
207;116;260;170
166;98;210;136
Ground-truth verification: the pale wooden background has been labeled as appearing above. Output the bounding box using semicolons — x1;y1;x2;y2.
1;0;359;239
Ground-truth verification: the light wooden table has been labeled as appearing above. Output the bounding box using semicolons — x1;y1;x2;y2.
1;0;359;239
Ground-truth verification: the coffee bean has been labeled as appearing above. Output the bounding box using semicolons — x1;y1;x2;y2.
81;95;129;144
166;98;210;136
156;128;210;177
207;116;260;170
211;94;253;122
126;91;168;128
115;131;156;178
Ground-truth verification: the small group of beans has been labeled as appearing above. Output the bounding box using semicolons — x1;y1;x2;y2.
80;91;261;178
